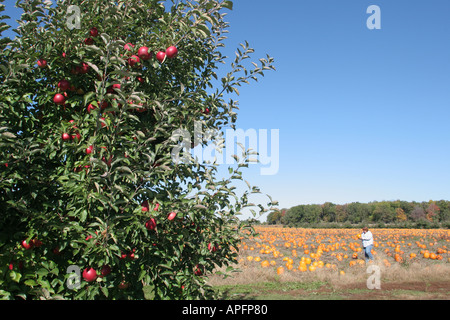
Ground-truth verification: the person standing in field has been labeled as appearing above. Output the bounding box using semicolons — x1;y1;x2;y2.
361;227;374;263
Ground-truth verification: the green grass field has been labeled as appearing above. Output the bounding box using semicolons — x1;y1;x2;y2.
212;279;450;300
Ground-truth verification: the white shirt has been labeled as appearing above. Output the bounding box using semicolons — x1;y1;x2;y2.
361;231;373;247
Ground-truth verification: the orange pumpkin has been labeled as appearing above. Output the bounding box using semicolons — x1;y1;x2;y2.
394;253;403;263
298;264;307;272
276;266;284;275
261;260;270;267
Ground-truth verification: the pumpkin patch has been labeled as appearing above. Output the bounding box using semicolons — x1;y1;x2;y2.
237;227;450;277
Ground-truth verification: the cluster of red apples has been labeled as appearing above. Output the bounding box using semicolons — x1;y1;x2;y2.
31;27;186;285
36;26;178;114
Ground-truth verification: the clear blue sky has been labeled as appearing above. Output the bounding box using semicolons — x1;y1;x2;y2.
219;0;450;218
3;1;450;221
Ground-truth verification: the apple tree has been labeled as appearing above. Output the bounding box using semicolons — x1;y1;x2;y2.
0;0;276;299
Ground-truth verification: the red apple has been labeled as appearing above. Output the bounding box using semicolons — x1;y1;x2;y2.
124;43;134;51
156;51;166;63
136;76;144;83
82;267;97;282
8;261;24;270
21;239;33;250
86;146;93;154
194;264;203;276
37;59;47;68
168;211;177;221
154;203;160;211
72;132;81;141
128;55;140;67
32;239;43;247
58;79;70;91
107;84;121;94
100;117;106;128
80;62;90;74
137;46;151;60
62;133;71;141
208;243;217;252
53;93;65;105
87;103;96;113
100;101;109;110
90;27;98;37
100;265;111;277
84;37;94;45
166;46;178;59
145;218;156;231
142;200;149;212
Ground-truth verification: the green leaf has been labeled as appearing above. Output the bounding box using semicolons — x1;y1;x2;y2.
223;1;233;10
101;286;108;298
9;271;21;283
85;61;102;78
2;132;16;139
116;166;133;175
24;279;37;287
36;268;48;278
197;24;211;37
100;33;111;45
83;91;95;107
80;209;88;222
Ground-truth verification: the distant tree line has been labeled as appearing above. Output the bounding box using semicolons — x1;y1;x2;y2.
266;200;450;228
